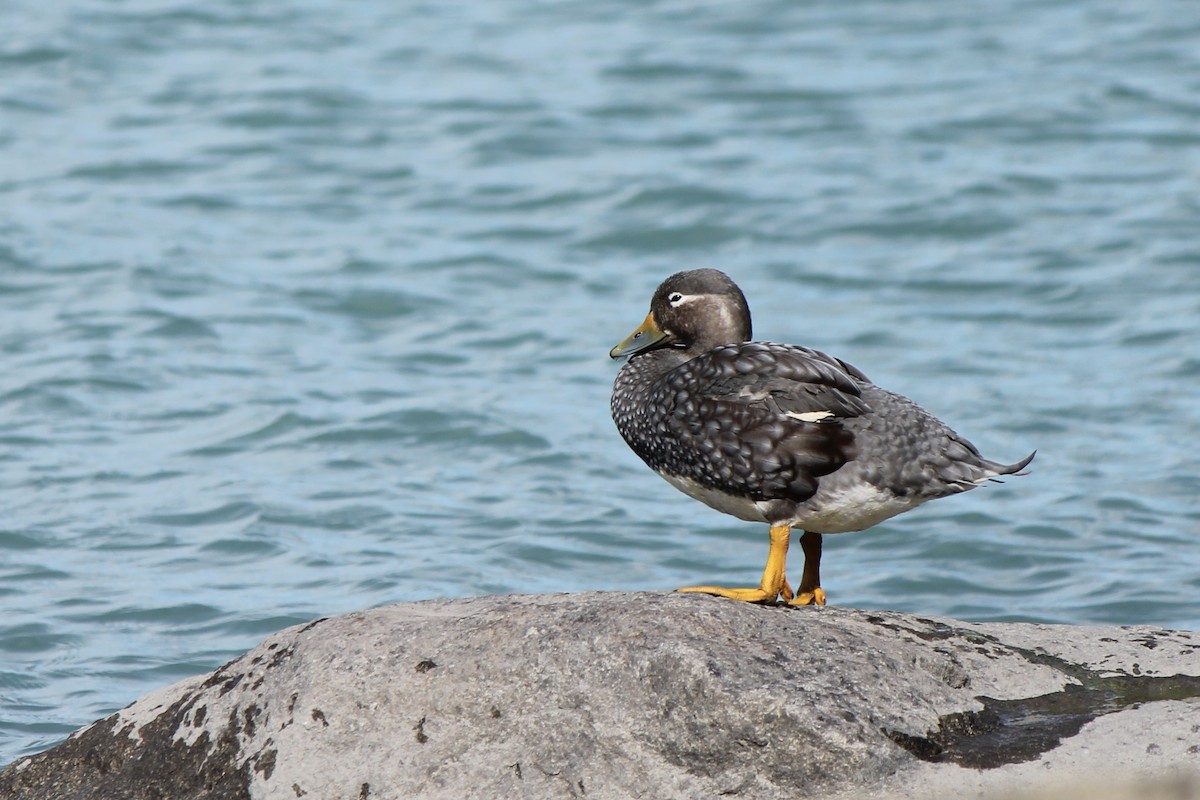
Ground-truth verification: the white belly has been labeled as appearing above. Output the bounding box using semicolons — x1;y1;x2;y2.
791;481;925;533
659;472;925;533
659;473;769;522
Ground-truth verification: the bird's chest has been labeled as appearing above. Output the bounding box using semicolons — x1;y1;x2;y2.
611;359;693;462
612;373;734;488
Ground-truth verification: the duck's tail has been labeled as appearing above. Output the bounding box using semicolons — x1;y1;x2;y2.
975;449;1037;484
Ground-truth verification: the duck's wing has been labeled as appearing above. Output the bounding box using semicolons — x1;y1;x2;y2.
691;342;871;422
652;342;870;502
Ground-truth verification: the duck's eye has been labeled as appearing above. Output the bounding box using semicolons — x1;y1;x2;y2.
668;293;684;306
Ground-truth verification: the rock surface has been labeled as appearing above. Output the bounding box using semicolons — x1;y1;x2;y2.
2;592;1199;799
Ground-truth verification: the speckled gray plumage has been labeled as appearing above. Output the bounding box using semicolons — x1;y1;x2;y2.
610;269;1033;533
612;343;861;508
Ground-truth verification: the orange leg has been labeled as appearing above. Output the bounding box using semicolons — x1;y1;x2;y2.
678;524;791;603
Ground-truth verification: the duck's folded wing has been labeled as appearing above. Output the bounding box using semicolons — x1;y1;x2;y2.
687;342;871;421
651;342;870;502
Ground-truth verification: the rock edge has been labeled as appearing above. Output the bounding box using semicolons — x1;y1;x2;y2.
2;592;1199;799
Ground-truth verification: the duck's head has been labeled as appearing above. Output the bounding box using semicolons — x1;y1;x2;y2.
609;268;752;359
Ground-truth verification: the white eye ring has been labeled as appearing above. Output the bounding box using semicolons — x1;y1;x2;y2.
668;292;684;306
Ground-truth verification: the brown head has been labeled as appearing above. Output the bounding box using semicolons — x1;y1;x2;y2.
609;269;752;359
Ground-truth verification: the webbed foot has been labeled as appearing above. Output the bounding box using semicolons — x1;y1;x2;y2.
676;585;783;603
788;586;826;606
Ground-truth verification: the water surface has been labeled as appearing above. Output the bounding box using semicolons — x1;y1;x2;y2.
2;0;1199;763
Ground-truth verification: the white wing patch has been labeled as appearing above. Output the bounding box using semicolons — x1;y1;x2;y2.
733;387;836;422
785;410;836;423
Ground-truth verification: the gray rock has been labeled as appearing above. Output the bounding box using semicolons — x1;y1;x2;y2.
2;592;1199;799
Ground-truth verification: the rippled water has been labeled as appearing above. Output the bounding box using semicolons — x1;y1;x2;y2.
2;0;1199;764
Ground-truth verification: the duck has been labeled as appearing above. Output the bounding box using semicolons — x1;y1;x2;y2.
609;268;1034;606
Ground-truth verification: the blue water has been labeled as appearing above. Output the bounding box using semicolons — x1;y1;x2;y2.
2;0;1199;764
